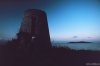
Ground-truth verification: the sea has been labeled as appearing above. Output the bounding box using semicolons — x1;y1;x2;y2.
52;42;100;51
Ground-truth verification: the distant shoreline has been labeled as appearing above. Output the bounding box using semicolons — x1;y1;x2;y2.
68;41;92;43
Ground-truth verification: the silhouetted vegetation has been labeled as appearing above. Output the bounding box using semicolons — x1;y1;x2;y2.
0;40;100;66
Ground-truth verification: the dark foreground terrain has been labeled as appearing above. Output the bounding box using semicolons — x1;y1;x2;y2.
0;42;100;66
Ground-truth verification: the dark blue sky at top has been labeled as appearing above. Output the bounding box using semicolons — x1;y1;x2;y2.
0;0;100;42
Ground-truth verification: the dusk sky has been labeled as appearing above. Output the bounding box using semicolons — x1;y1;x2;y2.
0;0;100;42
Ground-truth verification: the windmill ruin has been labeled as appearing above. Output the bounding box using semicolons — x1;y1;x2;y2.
17;9;51;52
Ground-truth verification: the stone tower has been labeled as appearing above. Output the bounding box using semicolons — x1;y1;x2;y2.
17;9;51;51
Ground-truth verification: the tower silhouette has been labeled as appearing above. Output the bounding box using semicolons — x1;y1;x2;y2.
17;9;51;52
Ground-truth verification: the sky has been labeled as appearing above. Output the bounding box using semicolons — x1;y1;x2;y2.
0;0;100;42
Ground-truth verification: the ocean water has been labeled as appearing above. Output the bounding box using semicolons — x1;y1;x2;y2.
52;42;100;51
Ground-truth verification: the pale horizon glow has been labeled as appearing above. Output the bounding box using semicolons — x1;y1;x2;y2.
48;1;100;41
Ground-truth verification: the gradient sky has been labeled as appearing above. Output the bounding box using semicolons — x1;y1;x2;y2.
0;0;100;42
